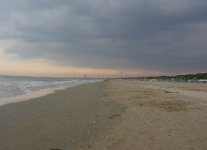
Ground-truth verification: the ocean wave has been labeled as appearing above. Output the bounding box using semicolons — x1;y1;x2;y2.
0;75;102;99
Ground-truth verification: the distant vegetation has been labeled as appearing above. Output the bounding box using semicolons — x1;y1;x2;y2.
129;73;207;82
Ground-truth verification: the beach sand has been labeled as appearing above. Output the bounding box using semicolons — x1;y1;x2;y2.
0;80;207;150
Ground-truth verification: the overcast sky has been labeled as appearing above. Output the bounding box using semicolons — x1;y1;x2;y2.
0;0;207;77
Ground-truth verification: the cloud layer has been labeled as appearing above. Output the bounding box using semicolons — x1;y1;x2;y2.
1;0;207;73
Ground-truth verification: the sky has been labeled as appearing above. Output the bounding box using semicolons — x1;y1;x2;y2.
0;0;207;77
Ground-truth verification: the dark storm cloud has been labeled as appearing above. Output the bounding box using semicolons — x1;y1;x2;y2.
1;0;207;72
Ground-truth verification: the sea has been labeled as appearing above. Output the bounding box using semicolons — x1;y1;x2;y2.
0;75;102;105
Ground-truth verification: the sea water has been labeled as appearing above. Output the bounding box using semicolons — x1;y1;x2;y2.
0;75;102;102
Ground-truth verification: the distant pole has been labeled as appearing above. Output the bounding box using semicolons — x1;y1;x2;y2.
120;72;123;79
84;74;86;79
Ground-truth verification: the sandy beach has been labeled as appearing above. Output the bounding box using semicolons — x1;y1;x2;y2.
0;80;207;150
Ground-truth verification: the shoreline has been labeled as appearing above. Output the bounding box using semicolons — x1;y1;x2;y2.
0;86;66;107
0;81;103;107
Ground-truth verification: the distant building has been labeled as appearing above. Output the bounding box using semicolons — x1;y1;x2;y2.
198;79;207;84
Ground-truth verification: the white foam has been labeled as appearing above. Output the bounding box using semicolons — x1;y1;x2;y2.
0;87;59;106
0;76;103;106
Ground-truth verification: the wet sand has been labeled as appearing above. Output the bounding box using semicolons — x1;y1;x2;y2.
0;82;124;150
0;80;207;150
